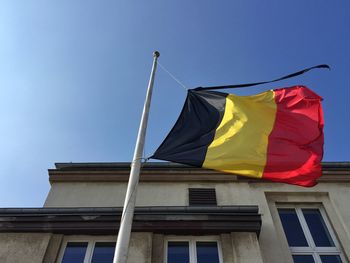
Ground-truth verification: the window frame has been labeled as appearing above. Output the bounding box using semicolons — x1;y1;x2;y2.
164;235;223;263
56;235;116;263
277;204;346;263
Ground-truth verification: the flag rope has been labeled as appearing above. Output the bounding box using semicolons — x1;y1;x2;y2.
158;62;188;90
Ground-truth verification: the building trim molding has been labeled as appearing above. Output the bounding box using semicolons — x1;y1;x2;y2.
0;206;261;236
48;162;350;184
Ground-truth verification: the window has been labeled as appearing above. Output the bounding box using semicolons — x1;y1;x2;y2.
278;205;345;263
165;237;222;263
57;237;116;263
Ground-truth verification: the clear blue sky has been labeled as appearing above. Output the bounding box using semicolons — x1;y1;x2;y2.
1;1;349;207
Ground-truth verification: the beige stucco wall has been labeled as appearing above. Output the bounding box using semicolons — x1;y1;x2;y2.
231;232;263;263
44;181;350;263
128;232;152;263
0;233;52;263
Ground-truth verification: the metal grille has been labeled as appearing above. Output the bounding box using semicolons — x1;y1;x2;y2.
189;188;217;206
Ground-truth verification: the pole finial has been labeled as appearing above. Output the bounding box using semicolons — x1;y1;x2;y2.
153;51;160;58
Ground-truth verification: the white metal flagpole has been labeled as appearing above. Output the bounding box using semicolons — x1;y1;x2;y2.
113;51;160;263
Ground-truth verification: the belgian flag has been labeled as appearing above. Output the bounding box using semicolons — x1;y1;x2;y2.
152;86;324;187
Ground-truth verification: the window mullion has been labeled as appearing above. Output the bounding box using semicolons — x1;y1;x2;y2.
290;247;314;254
83;241;94;263
191;239;197;263
313;252;322;263
295;207;316;250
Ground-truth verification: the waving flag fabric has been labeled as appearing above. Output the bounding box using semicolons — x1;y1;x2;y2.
152;86;324;187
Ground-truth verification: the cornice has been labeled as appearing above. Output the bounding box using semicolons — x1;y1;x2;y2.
0;206;261;236
48;163;350;184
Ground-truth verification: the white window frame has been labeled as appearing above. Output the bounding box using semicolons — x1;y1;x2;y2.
164;235;223;263
56;235;116;263
277;204;346;263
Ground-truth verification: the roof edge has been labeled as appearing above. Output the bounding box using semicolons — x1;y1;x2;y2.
54;162;350;170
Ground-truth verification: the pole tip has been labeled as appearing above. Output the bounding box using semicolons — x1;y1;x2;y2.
153;51;160;58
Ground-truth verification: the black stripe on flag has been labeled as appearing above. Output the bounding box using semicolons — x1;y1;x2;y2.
152;90;227;167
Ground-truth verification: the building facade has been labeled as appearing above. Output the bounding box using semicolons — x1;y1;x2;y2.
0;162;349;263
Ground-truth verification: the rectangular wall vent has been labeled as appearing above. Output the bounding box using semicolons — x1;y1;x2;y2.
189;188;217;206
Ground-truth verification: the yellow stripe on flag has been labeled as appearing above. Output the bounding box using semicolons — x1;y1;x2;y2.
203;90;277;178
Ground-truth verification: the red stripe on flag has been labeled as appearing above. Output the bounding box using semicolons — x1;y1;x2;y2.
263;86;324;187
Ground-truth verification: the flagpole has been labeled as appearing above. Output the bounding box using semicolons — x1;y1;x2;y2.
113;51;160;263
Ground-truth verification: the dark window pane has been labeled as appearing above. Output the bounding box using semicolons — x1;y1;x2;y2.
91;242;116;263
302;209;335;247
293;255;315;263
167;242;189;263
196;242;220;263
320;255;342;263
61;242;88;263
278;209;308;246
